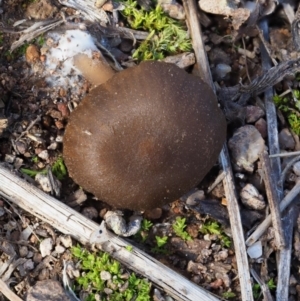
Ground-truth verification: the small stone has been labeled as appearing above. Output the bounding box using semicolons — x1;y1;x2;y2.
101;271;112;281
293;162;300;176
16;140;27;154
215;63;231;79
186;190;205;205
26;0;58;19
55;245;65;254
55;120;64;129
47;142;58;150
187;261;207;275
25;280;71;301
19;246;29;257
38;150;49;161
33;253;43;264
60;235;72;248
255;118;267;138
39;238;53;257
38;269;49;281
246;105;265;123
57;103;70;117
35;174;51;192
4;154;15;163
214;249;228;261
104;288;113;295
143;208;162;220
247;241;262;259
101;0;114;11
228;125;265;172
25;45;40;64
23;259;34;271
279;128;295;150
81;206;98;220
240;183;266;210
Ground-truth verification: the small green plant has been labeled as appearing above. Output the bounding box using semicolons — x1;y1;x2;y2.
155;235;168;248
199;221;231;248
252;278;276;299
172;217;192;241
252;283;261;299
134;219;153;242
141;219;153;231
273;91;300;135
21;156;67;180
126;245;133;252
71;245;151;301
222;291;236;299
151;235;168;254
121;0;192;61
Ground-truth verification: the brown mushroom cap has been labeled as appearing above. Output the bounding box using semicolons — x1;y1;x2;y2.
63;61;226;210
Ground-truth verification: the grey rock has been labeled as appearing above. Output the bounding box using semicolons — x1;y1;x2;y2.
279;128;295;150
26;280;71;301
228;125;265;172
246;106;265;123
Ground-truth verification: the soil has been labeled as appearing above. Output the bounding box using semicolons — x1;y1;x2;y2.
1;0;300;301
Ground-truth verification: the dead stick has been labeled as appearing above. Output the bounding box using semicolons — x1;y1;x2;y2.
276;207;294;301
0;165;220;301
182;1;254;299
246;179;300;246
259;19;287;300
0;279;23;301
220;146;254;300
182;0;213;87
259;150;285;249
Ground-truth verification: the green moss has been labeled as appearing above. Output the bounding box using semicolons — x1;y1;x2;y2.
199;220;231;248
273;91;300;135
71;246;151;301
121;0;192;61
172;217;192;241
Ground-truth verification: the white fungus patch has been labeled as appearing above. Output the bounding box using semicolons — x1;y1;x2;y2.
43;29;100;88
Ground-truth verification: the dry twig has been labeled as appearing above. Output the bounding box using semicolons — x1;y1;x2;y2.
182;0;254;299
259;150;285;249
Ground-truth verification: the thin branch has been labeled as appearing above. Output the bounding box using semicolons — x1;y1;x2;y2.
246;178;300;246
259;150;285;249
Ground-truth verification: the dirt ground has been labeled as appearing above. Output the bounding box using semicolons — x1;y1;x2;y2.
1;0;300;301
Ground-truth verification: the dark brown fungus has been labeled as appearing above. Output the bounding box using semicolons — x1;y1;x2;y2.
63;61;226;210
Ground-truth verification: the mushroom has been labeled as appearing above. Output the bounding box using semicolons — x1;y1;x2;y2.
63;61;226;211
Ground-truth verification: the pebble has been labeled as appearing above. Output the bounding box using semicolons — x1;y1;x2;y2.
100;271;112;281
255;118;267;138
240;183;266;210
24;259;34;271
35;174;51;193
4;154;15;163
38;150;49;161
55;245;65;254
144;207;163;220
81;206;98;220
25;280;70;301
186;189;205;206
279;128;295;150
215;63;231;79
60;235;72;248
25;45;40;64
246;105;265;123
247;241;262;259
19;246;29;257
228;125;265;172
39;238;53;257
